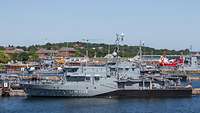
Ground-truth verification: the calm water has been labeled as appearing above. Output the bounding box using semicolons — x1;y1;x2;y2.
1;96;200;113
192;81;200;88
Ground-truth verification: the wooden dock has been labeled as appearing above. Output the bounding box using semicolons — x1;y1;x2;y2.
9;89;26;96
192;88;200;95
161;70;200;75
1;88;26;97
189;77;200;81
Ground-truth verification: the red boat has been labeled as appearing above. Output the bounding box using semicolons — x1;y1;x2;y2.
159;55;184;67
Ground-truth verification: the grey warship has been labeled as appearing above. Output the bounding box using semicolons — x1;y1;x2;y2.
20;61;192;98
20;63;192;98
20;37;192;98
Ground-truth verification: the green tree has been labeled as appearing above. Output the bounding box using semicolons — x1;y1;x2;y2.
0;64;5;70
28;51;39;61
9;53;19;61
17;52;29;62
0;46;4;51
0;51;10;63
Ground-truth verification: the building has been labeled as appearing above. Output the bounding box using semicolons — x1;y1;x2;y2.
192;52;200;57
36;47;76;59
4;47;24;56
57;47;76;58
5;63;37;74
36;48;57;59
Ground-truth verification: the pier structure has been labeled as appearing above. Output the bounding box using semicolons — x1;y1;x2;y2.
1;81;11;96
192;88;200;95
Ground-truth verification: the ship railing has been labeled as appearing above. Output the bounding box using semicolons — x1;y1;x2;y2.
100;84;117;89
165;86;192;89
138;85;191;90
21;79;61;85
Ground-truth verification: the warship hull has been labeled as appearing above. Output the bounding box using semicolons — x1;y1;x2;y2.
96;89;192;98
22;84;192;98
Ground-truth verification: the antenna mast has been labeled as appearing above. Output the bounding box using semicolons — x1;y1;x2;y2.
115;33;124;80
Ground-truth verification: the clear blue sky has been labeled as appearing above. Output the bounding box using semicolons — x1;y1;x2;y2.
0;0;200;50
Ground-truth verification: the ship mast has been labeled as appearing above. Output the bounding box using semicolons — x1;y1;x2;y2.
139;40;144;62
115;33;124;80
138;41;144;70
189;45;192;66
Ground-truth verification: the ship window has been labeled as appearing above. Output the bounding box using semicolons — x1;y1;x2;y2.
86;77;90;81
139;82;150;87
144;82;150;87
139;82;143;87
118;82;125;88
108;62;116;65
64;68;79;72
125;68;129;71
125;81;132;86
110;68;116;71
66;76;85;82
94;77;100;81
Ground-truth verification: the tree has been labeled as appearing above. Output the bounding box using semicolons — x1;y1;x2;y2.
17;52;29;62
0;51;10;63
0;46;4;51
28;51;39;61
0;63;5;70
9;53;19;61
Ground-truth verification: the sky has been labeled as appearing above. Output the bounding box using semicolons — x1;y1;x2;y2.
0;0;200;50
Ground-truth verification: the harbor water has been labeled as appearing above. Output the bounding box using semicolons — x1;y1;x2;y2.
1;70;200;113
1;96;200;113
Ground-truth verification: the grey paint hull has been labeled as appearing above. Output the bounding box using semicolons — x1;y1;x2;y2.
21;83;192;98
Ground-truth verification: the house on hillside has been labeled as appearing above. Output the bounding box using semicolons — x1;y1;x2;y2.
57;47;76;58
36;47;76;59
36;48;57;59
5;47;24;56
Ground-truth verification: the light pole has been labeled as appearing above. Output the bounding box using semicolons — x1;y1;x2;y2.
92;48;96;58
139;41;144;62
82;38;89;70
82;39;89;58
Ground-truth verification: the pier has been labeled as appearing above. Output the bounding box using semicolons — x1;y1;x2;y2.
189;77;200;81
9;89;26;96
0;80;26;96
0;88;26;97
161;70;200;75
192;88;200;95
